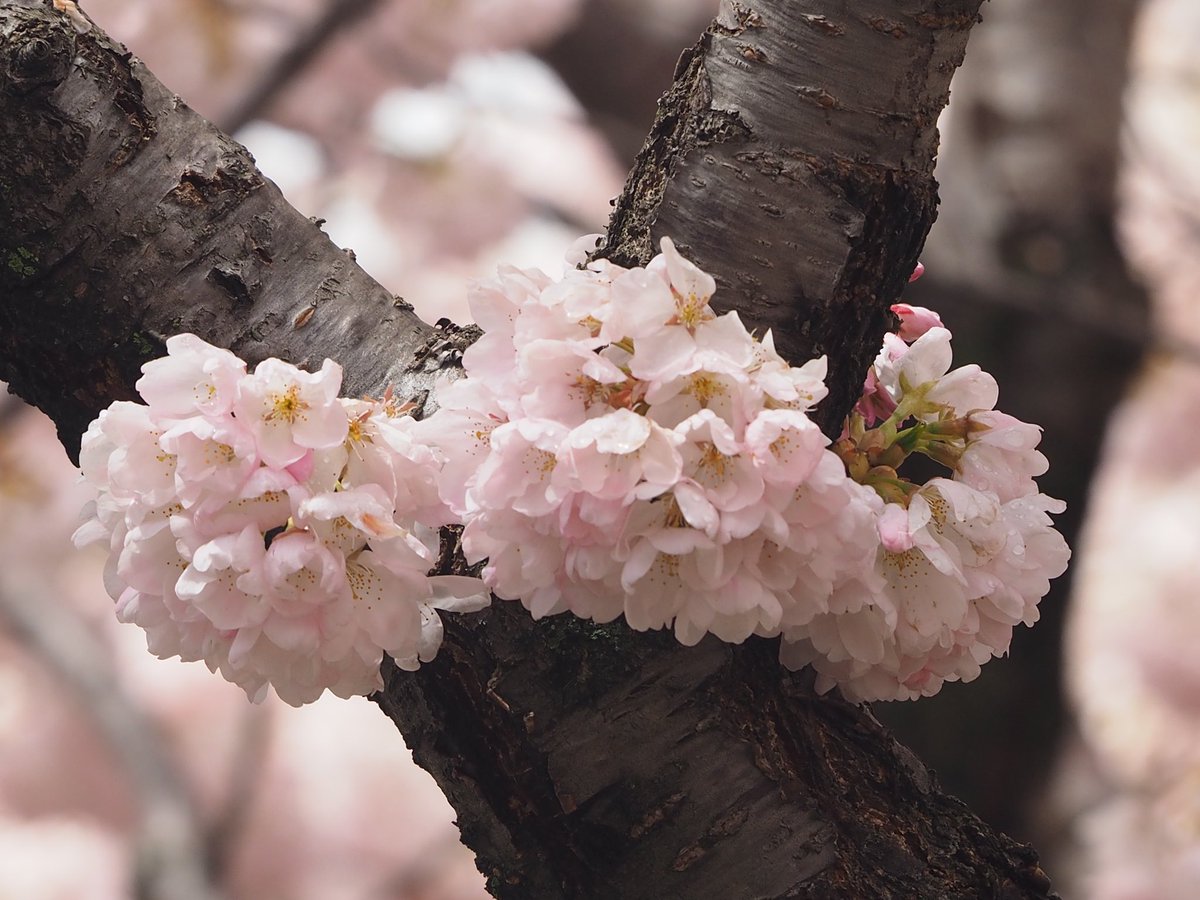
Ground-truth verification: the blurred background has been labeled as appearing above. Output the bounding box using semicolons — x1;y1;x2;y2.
0;0;1195;896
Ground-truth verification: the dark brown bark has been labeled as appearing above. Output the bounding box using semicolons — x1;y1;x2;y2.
1;0;1057;897
0;0;446;462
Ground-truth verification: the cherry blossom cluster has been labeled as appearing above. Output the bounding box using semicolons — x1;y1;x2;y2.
74;241;1069;706
779;303;1071;701
73;335;487;706
417;241;1068;702
416;238;884;647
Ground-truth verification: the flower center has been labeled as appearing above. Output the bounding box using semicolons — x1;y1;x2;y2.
676;292;708;330
267;385;308;423
698;442;729;479
687;373;725;405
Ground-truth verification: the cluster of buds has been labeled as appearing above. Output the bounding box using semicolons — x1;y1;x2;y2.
781;304;1070;700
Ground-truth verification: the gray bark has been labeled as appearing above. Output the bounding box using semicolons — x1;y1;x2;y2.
1;0;1058;897
601;1;978;434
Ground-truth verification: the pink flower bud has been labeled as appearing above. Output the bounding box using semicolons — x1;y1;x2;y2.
890;303;943;342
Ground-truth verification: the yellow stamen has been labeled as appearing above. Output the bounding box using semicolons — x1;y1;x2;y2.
266;385;309;423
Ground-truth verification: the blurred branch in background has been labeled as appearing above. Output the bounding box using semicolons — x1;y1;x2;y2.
1058;0;1200;896
203;703;271;887
872;0;1148;849
0;575;219;900
540;0;717;163
219;0;382;134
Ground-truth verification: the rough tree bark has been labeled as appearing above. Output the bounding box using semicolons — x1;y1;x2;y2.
1;1;1058;897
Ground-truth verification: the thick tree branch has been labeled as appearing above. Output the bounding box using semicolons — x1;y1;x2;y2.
0;0;445;462
1;0;1058;897
601;1;974;434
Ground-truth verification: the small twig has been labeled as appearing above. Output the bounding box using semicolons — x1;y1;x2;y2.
219;0;383;134
0;575;222;900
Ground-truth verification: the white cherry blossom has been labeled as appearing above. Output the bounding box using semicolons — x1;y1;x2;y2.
75;338;487;706
421;238;897;649
75;245;1067;708
786;301;1069;702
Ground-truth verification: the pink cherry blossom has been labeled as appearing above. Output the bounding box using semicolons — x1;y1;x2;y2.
76;242;1067;708
744;408;827;486
158;416;258;506
629;302;756;384
783;302;1068;701
515;338;628;426
471;418;569;516
413;377;508;517
890;302;942;341
423;238;906;650
233;358;349;468
558;409;683;502
854;367;898;427
136;332;246;419
958;410;1049;502
888;326;955;397
99;402;178;509
674;409;764;515
76;336;487;706
750;336;829;411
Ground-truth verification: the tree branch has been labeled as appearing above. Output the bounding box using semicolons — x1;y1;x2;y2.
601;1;974;434
0;0;443;462
1;0;1059;897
